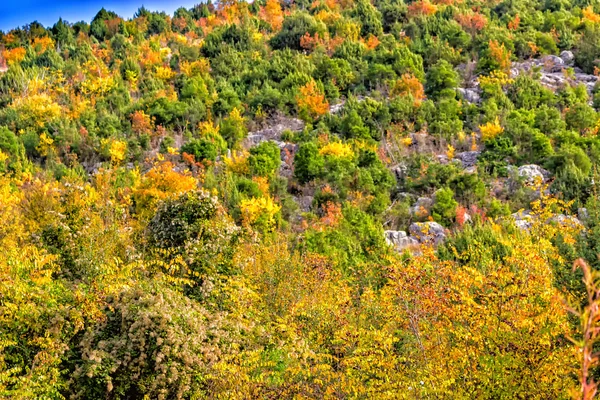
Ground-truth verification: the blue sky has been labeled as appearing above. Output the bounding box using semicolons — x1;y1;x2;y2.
0;1;201;32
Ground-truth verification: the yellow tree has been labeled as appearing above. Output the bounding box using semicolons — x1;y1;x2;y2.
297;80;329;121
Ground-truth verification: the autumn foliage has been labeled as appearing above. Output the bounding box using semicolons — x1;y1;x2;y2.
297;80;329;120
0;0;599;398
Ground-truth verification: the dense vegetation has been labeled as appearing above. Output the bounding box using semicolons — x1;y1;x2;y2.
3;0;600;398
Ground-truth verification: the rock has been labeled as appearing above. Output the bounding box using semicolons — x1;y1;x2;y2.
409;222;447;245
437;154;449;164
560;50;574;65
512;210;533;231
549;214;584;229
246;133;265;146
517;164;551;185
541;55;565;73
246;116;305;147
510;54;597;95
392;163;408;183
410;197;433;218
329;102;345;114
454;151;480;168
579;207;589;222
384;230;419;251
279;162;294;179
457;87;481;104
280;143;298;161
395;192;413;202
295;196;314;212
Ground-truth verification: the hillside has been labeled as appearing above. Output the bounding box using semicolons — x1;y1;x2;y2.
1;0;600;398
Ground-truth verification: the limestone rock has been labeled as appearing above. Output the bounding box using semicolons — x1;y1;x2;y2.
454;151;480;168
540;55;565;73
512;210;533;231
457;87;481;104
409;222;447;245
384;230;419;251
517;164;551;185
560;50;574;65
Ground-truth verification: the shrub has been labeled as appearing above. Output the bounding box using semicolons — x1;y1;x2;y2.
248;141;281;176
181;138;218;162
294;142;324;184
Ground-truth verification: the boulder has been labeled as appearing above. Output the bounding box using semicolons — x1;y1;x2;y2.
409;222;447;245
246;116;305;146
384;230;419;251
541;55;565;73
329;102;345;114
295;196;314;212
560;50;575;65
454;151;480;168
512;210;533;231
517;164;551;185
392;163;408;182
457;87;481;104
549;214;584;229
437;154;449;164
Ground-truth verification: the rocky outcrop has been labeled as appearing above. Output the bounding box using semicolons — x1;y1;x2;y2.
409;222;447;245
458;52;599;104
384;230;419;251
517;164;551;185
512;210;534;231
457;87;481;104
454;151;480;168
246;116;305;147
391;163;408;183
512;210;584;231
560;50;575;65
512;55;598;93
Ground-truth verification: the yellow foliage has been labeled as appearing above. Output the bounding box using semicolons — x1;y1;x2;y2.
180;59;210;77
3;47;26;65
297;80;329;120
155;65;176;81
478;70;514;88
81;75;116;97
252;176;270;196
37;133;54;157
224;151;250;174
479;117;503;141
133;162;198;219
319;141;354;158
446;144;455;159
107;139;127;164
11;93;62;128
32;36;54;54
240;196;281;230
583;6;600;23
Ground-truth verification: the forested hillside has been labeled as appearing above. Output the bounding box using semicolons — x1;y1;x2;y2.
2;0;600;398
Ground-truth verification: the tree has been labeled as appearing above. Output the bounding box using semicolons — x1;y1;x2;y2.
294;142;324;184
425;59;459;99
297;80;329;120
432;187;458;225
248;141;281;177
220;108;247;149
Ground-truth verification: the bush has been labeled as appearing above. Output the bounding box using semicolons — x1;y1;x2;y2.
432;187;458;225
181;138;218;162
248;141;281;177
294;142;324;184
71;283;242;399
